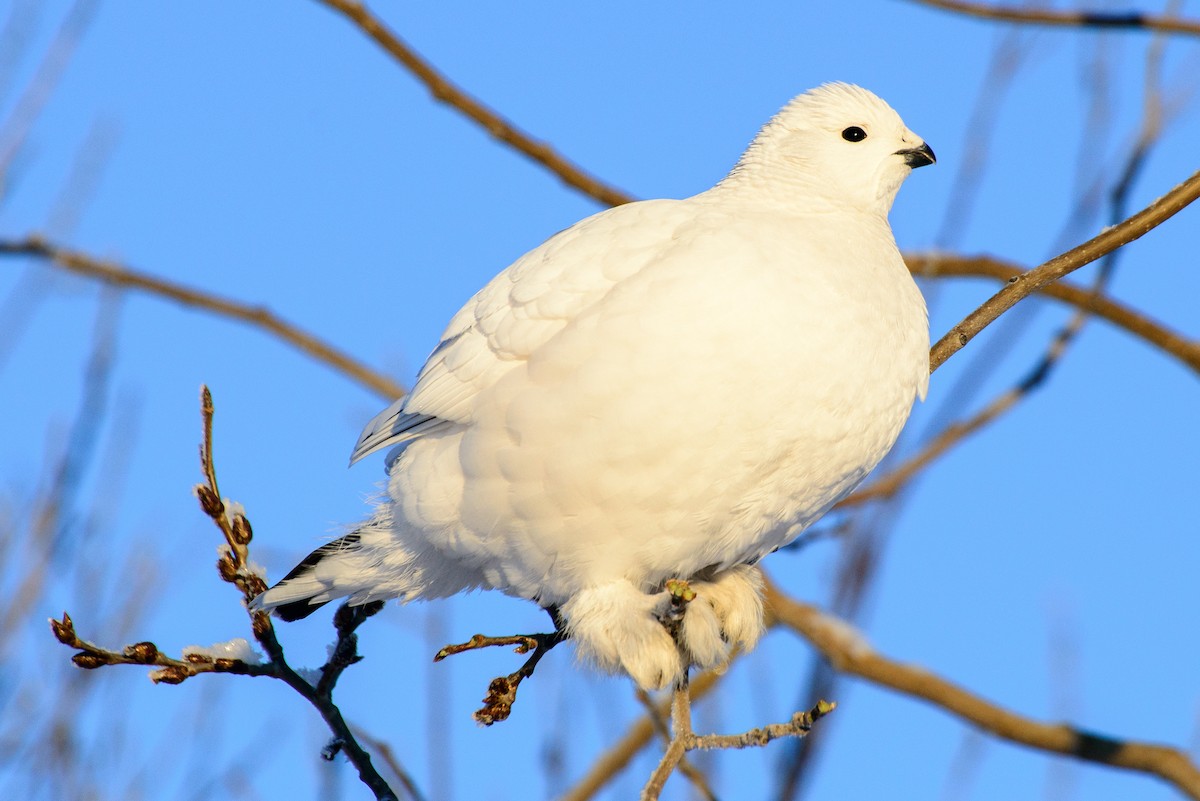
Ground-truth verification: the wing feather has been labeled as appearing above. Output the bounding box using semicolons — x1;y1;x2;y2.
349;198;693;466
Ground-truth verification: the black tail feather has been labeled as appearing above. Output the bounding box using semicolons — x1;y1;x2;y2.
268;532;362;622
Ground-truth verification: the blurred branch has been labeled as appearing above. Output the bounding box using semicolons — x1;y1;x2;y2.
907;0;1200;38
928;165;1200;374
310;0;635;208
902;0;1200;37
763;578;1200;800
0;235;404;400
0;0;98;183
351;727;430;801
0;293;121;645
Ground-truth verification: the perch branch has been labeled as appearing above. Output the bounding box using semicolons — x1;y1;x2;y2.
556;668;727;801
639;669;834;801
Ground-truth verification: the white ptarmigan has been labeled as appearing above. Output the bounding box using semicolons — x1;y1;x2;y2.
252;83;934;690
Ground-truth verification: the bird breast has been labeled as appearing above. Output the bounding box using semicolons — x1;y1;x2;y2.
397;208;929;603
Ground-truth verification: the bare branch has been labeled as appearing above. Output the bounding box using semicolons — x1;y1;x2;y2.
763;578;1200;800
908;255;1200;375
635;689;719;801
310;0;635;209
0;235;404;400
928;166;1200;374
907;0;1200;39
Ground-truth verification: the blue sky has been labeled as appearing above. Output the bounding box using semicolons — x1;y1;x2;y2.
2;2;1199;800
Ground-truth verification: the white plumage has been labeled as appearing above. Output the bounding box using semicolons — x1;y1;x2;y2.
252;83;934;690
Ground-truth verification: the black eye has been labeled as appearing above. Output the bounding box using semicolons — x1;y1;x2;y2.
842;126;867;142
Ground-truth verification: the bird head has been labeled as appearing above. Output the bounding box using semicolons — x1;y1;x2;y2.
729;83;934;216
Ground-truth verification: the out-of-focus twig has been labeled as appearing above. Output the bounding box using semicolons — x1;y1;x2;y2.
763;578;1200;800
310;0;635;209
0;294;121;645
0;236;404;400
351;727;430;801
907;0;1200;38
0;0;98;181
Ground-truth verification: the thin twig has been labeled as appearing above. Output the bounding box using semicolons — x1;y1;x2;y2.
0;0;97;177
310;0;635;209
763;578;1200;800
0;235;404;400
433;629;565;724
907;0;1200;39
850;58;1184;510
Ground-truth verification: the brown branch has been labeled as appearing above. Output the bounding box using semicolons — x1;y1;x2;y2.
763;579;1200;800
909;255;1200;375
635;688;719;801
928;166;1200;374
0;236;404;399
908;0;1200;38
310;0;635;209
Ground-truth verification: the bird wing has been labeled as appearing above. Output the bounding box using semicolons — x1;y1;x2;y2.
349;198;691;465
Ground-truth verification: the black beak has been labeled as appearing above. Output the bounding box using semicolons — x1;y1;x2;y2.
897;142;936;168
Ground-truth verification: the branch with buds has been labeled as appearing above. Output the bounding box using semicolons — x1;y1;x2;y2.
50;386;405;801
